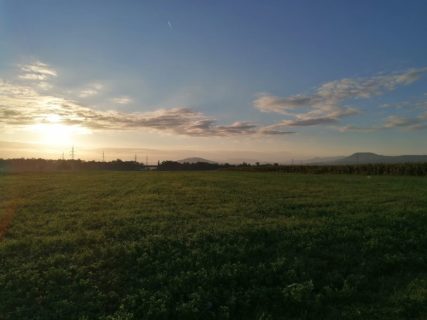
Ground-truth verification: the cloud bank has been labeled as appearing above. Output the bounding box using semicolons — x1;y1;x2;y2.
0;74;292;137
254;68;427;128
4;60;427;138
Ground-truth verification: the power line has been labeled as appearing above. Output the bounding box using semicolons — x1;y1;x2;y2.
70;146;75;160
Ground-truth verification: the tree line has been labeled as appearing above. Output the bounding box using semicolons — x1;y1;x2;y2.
157;161;222;171
1;158;427;175
225;162;427;176
0;158;145;172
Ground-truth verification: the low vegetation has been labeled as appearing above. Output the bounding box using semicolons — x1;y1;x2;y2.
0;172;426;319
2;158;427;176
227;163;427;176
0;159;145;172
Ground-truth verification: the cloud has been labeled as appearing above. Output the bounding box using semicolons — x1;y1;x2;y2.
5;62;427;136
113;96;132;104
381;98;427;110
78;83;103;98
337;125;377;133
382;114;427;130
38;82;53;90
254;68;427;126
263;107;360;128
254;94;312;114
78;89;98;98
19;61;57;81
281;117;339;126
257;127;296;135
338;111;427;132
0;80;288;137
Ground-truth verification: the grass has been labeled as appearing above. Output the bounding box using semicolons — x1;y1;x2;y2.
0;171;426;319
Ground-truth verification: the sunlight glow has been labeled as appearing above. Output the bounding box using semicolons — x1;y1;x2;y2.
45;113;62;123
29;122;91;146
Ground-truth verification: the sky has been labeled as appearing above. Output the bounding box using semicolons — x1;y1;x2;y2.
1;0;427;163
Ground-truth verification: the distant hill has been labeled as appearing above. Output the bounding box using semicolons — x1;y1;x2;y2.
177;157;217;164
334;152;427;164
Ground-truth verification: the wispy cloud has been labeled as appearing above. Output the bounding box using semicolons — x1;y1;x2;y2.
113;96;132;105
381;98;427;110
282;117;339;126
19;61;57;81
78;83;103;98
382;113;427;130
0;79;290;137
337;125;377;133
254;68;427;127
338;111;427;132
37;82;53;91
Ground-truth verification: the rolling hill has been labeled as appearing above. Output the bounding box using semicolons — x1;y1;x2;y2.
177;157;217;164
334;152;427;164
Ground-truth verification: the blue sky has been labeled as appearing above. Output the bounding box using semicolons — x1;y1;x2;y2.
1;0;427;161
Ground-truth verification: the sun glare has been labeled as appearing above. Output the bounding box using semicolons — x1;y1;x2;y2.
45;113;62;123
30;120;91;146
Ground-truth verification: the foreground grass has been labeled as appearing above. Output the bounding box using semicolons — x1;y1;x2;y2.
0;171;426;319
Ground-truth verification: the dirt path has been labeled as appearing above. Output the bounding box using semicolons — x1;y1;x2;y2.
0;201;17;240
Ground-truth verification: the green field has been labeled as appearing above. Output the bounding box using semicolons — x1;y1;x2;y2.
0;172;426;319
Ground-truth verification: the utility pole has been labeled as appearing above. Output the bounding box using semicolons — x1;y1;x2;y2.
146;155;148;166
61;152;65;160
70;146;75;160
134;153;137;163
102;151;105;162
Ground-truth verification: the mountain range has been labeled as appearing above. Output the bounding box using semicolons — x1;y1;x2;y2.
178;153;427;165
309;152;427;165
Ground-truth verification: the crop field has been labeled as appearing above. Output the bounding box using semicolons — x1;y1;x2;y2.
0;171;426;319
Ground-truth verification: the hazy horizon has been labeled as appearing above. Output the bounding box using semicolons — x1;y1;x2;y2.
2;139;427;165
1;1;427;159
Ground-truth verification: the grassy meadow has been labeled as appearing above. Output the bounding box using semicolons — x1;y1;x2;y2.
0;171;426;319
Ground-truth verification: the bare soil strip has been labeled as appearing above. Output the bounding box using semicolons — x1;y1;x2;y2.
0;202;17;240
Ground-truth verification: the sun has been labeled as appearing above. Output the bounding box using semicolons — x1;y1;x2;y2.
31;123;75;145
29;114;91;146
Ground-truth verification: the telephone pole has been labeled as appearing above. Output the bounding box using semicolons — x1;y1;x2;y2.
102;151;105;162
